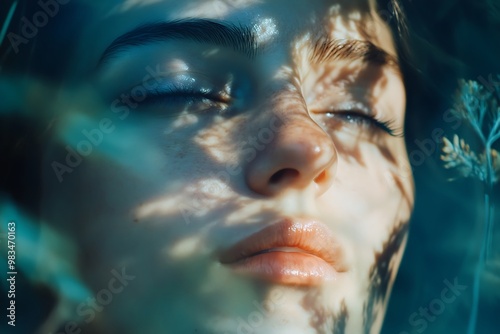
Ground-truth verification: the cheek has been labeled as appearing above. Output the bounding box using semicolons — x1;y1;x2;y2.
318;139;412;281
130;115;250;217
41;111;236;259
362;220;409;332
192;114;248;163
324;140;411;222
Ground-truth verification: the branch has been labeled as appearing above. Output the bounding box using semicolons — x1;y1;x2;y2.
489;131;500;144
488;114;500;142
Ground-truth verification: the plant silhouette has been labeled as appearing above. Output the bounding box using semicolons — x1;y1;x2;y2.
441;78;500;334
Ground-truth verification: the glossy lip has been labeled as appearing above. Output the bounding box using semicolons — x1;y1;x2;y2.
219;217;347;286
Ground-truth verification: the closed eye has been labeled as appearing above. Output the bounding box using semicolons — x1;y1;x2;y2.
325;111;402;137
132;84;233;117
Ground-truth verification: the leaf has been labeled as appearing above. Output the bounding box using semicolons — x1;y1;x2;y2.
441;135;486;181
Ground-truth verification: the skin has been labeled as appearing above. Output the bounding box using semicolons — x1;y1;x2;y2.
38;0;415;333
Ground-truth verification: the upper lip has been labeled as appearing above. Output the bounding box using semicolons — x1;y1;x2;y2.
219;217;347;272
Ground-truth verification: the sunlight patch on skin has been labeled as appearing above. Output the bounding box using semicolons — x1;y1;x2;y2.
193;115;242;163
348;11;362;21
169;59;190;71
166;235;204;259
164;111;199;134
222;199;276;226
135;193;193;219
253;17;278;46
291;33;313;81
198;178;234;200
218;74;234;101
135;178;235;220
107;0;163;15
179;0;261;19
328;10;365;41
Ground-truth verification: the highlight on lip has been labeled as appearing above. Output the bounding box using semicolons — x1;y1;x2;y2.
219;218;347;286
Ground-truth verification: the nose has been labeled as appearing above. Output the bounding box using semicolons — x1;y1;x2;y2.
245;111;337;197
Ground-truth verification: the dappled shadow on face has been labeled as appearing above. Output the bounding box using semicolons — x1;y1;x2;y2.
304;57;398;163
363;220;409;333
94;11;404;334
324;0;395;53
308;61;413;207
29;2;414;332
300;288;349;333
292;22;411;208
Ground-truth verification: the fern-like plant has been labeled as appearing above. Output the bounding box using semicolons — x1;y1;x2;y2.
441;78;500;334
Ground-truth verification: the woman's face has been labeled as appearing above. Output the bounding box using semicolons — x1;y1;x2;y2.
41;0;414;333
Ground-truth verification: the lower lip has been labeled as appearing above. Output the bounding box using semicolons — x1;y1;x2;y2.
228;252;337;286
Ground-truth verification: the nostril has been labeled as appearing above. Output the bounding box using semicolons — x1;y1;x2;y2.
313;170;327;184
269;168;299;185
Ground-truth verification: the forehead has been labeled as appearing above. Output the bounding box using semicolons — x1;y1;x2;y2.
71;0;396;72
80;0;374;21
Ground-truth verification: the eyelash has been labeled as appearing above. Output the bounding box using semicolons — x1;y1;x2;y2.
325;111;401;137
141;88;401;137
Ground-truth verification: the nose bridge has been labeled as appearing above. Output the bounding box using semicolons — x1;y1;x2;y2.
265;87;331;154
256;79;331;152
244;82;338;197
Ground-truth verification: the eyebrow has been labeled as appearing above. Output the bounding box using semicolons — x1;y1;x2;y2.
310;39;400;70
97;19;259;67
